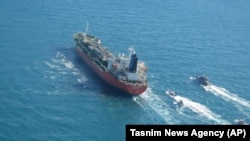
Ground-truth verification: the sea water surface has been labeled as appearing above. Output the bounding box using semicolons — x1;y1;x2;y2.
0;0;250;140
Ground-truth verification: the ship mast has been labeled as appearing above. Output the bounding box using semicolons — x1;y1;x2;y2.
85;22;89;36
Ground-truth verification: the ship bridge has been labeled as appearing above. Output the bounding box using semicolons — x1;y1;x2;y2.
107;48;147;84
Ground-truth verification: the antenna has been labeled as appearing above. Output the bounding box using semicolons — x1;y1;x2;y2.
85;22;89;35
128;46;134;57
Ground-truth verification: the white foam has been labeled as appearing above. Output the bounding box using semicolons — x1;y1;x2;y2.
77;76;88;83
132;97;146;109
72;71;79;75
189;76;195;80
45;51;88;83
134;88;180;123
45;61;57;69
204;85;250;108
166;91;229;124
51;58;59;63
64;61;74;69
59;71;68;75
182;97;227;123
56;52;61;58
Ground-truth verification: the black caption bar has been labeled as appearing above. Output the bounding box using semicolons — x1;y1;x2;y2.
126;125;250;141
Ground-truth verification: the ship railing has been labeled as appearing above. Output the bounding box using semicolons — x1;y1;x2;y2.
120;79;147;86
92;58;108;72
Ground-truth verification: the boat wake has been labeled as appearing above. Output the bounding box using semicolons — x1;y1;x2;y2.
44;51;88;83
203;85;250;108
133;88;180;124
168;94;229;124
42;51;89;95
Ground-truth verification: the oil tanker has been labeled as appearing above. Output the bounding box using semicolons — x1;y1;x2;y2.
73;24;148;95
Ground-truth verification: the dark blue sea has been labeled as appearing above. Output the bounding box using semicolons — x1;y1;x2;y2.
1;0;250;140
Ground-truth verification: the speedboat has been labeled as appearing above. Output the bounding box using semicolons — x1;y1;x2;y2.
177;100;184;107
166;90;177;97
166;90;184;107
234;119;248;125
196;75;209;86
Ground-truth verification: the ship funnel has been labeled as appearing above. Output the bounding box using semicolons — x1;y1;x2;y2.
129;50;138;73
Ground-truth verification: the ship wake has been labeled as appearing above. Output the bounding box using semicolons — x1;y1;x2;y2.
170;94;229;124
203;85;250;108
45;51;88;83
133;88;180;124
42;51;89;95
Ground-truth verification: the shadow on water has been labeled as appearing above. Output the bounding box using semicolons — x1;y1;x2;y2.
61;47;133;98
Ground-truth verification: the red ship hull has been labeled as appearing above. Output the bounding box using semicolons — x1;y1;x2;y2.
75;47;147;95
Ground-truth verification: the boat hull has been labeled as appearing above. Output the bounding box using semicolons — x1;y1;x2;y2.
75;47;147;95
